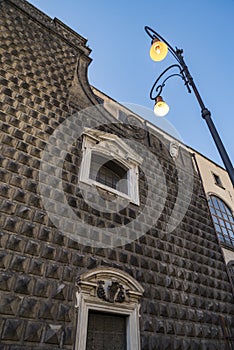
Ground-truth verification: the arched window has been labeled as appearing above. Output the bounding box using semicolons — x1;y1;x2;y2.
208;195;234;247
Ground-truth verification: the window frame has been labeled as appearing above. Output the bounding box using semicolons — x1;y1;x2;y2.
208;194;234;247
79;129;143;205
75;267;144;350
212;172;224;189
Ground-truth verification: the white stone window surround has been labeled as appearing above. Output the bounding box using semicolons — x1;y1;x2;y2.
79;129;143;205
75;267;144;350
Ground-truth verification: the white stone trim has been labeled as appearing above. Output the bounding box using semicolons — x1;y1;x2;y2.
75;267;144;350
79;129;143;205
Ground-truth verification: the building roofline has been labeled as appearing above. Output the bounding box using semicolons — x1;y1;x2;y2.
92;85;189;150
92;86;229;172
187;146;226;171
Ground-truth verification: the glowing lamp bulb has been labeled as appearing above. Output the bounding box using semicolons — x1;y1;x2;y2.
150;39;168;61
154;96;170;117
155;45;161;55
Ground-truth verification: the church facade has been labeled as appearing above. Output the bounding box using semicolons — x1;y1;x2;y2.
0;1;233;349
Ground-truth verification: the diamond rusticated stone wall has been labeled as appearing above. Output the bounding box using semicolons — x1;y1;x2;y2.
0;0;233;349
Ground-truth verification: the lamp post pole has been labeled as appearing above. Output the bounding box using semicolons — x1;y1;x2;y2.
145;26;234;187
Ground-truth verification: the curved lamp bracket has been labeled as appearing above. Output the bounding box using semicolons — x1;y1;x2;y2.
145;26;183;64
144;26;234;187
150;64;191;101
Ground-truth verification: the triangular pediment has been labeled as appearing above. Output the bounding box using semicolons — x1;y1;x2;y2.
83;128;143;165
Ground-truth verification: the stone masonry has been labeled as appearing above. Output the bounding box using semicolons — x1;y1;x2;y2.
0;0;234;349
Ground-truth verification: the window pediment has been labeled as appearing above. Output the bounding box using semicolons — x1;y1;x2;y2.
82;128;143;166
76;267;144;305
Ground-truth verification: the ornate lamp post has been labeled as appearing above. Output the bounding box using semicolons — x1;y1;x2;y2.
145;26;234;187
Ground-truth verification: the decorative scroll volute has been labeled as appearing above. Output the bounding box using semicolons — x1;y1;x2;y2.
76;267;144;307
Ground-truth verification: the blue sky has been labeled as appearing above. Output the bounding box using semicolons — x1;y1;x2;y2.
29;0;234;167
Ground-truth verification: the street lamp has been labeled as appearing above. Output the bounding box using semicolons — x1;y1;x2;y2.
145;26;234;187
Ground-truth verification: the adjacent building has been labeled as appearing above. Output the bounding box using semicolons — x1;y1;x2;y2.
192;151;234;292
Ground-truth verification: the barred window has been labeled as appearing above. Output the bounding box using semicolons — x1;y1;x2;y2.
208;195;234;247
90;153;128;194
86;311;127;350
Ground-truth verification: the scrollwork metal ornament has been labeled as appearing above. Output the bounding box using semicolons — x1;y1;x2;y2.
149;64;191;102
144;26;234;187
